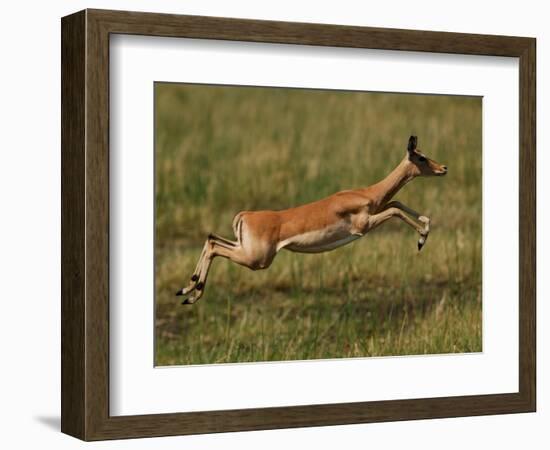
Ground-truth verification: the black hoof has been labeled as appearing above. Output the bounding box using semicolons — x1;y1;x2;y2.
418;242;424;251
176;289;184;296
181;299;191;305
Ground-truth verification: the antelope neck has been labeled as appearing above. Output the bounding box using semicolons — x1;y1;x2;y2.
368;157;416;208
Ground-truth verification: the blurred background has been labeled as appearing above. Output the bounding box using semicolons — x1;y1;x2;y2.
154;83;482;366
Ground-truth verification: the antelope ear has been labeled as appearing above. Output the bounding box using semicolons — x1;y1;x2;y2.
407;135;418;154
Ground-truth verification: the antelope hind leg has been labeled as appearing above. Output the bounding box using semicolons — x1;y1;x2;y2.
180;247;213;305
175;273;200;297
175;240;210;296
175;235;232;298
177;235;240;305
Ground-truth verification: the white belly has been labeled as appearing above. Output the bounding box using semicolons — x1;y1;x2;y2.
278;224;362;254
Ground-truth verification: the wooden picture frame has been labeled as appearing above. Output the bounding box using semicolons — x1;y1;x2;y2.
61;8;536;441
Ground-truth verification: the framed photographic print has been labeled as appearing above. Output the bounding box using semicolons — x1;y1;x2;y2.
61;9;536;441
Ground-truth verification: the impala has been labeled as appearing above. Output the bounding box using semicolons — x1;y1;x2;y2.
176;135;447;304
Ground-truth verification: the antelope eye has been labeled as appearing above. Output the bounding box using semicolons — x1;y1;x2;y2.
418;156;426;162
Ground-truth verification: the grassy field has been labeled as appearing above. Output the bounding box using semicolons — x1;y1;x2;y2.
154;83;482;366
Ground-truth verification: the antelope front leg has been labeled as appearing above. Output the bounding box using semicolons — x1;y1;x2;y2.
370;204;430;251
417;215;430;250
385;201;431;250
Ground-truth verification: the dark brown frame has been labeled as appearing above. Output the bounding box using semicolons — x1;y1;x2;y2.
61;8;536;441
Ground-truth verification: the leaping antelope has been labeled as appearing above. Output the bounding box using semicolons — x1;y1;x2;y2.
176;135;447;304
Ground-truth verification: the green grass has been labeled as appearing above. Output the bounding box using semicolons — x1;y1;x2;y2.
154;83;482;366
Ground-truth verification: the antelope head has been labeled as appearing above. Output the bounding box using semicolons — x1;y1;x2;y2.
406;135;448;177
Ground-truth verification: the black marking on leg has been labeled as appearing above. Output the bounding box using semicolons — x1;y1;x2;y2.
191;274;199;282
238;218;243;245
196;282;204;291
